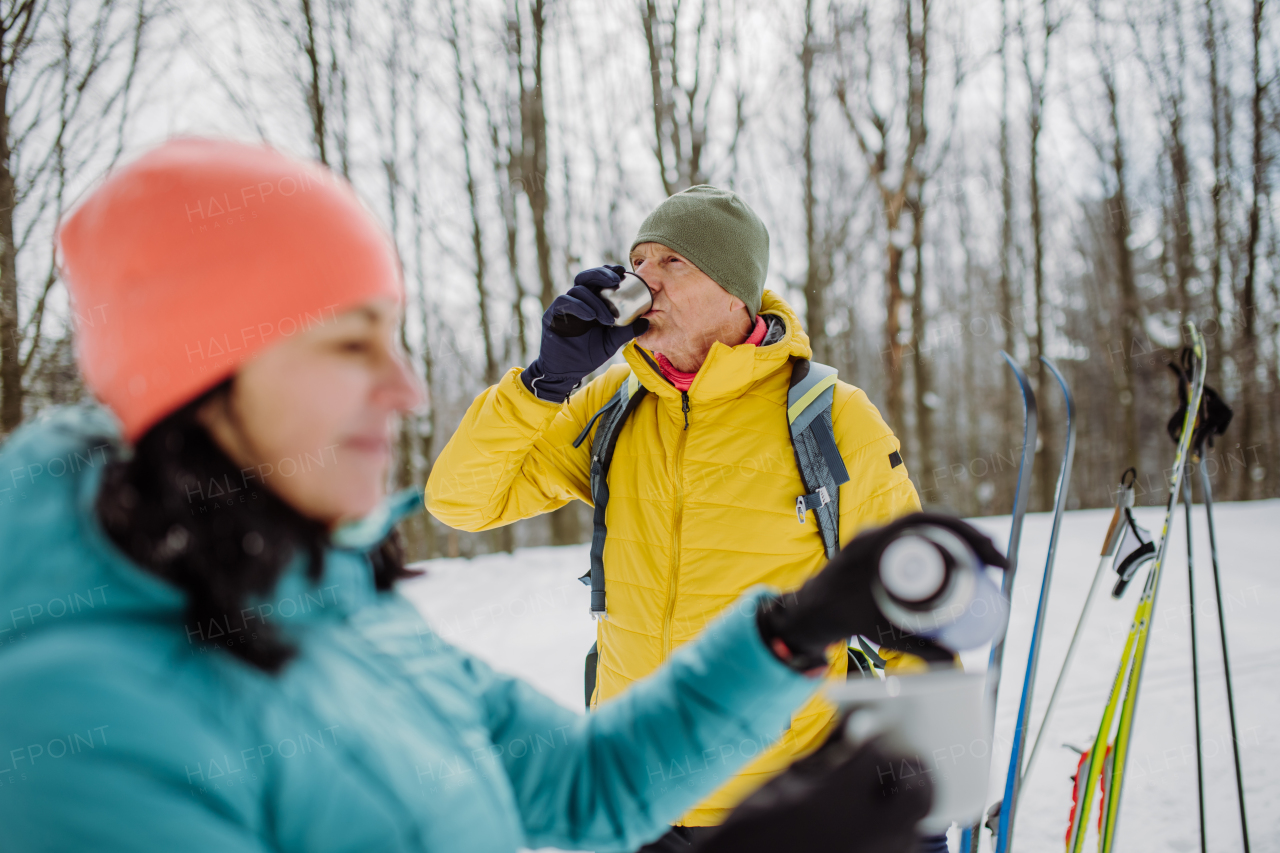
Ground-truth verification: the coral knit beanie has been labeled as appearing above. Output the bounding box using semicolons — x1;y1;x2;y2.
57;138;402;442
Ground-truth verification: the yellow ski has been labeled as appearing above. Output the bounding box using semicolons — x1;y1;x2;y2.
1066;323;1206;853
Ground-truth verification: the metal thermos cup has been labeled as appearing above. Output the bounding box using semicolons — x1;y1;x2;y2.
872;525;1008;651
597;271;653;326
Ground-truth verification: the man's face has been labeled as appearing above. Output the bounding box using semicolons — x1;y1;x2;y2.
630;242;743;357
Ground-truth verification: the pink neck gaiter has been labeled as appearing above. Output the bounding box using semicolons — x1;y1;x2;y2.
655;315;767;392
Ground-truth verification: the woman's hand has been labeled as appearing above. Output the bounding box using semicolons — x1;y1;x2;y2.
693;722;932;853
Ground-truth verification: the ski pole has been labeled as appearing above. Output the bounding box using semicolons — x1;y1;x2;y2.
1025;468;1135;807
1197;459;1252;852
1021;553;1106;783
1183;469;1207;853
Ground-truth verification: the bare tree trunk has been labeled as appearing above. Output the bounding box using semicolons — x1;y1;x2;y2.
1134;2;1196;321
449;0;510;552
1267;206;1280;499
958;184;982;513
512;0;577;545
382;1;413;500
1237;0;1266;499
410;71;437;558
641;0;719;194
1268;209;1280;499
882;238;907;432
1168;112;1195;317
1101;36;1141;475
800;0;828;363
833;1;929;439
299;0;329;166
1026;0;1056;511
998;0;1019;508
0;73;20;433
906;0;932;481
491;7;527;364
523;0;555;312
416;311;438;559
0;0;39;434
403;0;435;561
910;201;932;479
641;0;674;195
335;0;354;180
1;0;143;435
1202;0;1227;394
449;24;497;387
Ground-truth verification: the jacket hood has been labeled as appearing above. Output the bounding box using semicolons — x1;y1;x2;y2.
0;406;416;647
623;289;811;403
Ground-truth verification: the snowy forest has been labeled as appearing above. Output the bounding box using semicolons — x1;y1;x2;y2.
0;0;1277;560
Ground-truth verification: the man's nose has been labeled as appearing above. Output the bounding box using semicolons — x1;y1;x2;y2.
640;267;664;294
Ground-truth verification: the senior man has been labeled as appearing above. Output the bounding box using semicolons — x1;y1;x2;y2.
426;186;924;850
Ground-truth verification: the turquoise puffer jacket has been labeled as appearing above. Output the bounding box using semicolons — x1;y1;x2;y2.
0;407;816;852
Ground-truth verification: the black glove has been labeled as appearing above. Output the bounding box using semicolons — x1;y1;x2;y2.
757;512;1009;669
521;265;649;402
1165;345;1233;453
693;722;931;853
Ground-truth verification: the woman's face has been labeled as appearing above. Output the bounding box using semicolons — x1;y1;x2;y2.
198;297;423;528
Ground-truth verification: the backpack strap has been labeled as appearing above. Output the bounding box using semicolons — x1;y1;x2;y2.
788;359;850;559
573;372;647;617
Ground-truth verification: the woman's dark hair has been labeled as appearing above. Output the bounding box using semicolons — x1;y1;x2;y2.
96;380;415;673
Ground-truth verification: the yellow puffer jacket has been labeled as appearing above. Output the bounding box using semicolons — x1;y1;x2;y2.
426;291;921;825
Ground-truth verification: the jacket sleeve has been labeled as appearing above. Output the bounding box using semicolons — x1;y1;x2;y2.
831;382;922;544
0;641;273;853
473;590;818;852
425;364;631;532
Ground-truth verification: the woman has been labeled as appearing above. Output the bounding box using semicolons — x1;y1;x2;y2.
0;139;998;852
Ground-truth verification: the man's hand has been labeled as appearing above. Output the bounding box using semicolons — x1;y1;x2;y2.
693;724;931;853
522;265;649;402
757;513;1008;669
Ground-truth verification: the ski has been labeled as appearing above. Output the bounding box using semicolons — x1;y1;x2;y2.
1067;322;1206;853
966;351;1037;853
994;356;1076;853
1099;325;1207;851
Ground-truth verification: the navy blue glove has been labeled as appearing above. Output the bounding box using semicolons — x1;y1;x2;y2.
521;265;648;402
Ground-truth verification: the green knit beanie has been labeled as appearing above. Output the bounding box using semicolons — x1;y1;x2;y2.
630;185;770;318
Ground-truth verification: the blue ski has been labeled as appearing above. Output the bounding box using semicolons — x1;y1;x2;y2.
966;351;1037;853
995;357;1076;853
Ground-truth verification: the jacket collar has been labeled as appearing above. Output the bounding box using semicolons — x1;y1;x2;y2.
332;488;423;551
623;290;813;404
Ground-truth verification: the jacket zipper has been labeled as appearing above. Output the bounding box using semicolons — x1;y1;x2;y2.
662;393;690;656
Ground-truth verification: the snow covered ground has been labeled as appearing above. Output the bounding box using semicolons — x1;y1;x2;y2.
400;500;1279;852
